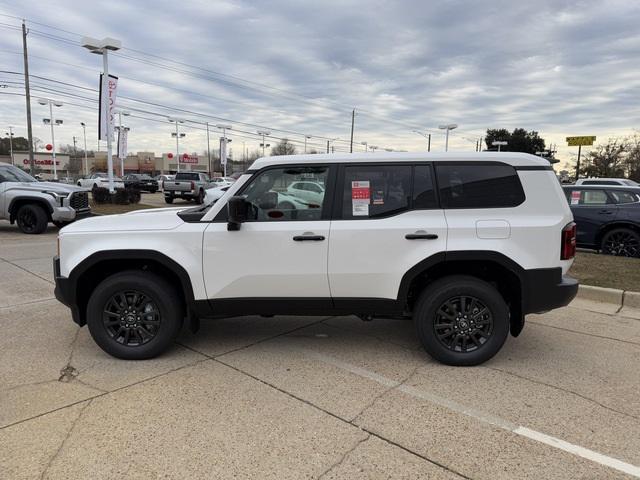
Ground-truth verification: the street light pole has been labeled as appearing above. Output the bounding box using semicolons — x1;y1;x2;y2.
168;118;185;172
257;130;270;157
116;110;130;176
304;135;311;154
492;140;507;152
438;124;458;152
206;122;211;177
216;124;232;176
361;141;367;152
39;99;63;180
80;122;88;175
81;36;121;192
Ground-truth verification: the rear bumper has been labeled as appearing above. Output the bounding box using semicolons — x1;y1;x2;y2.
522;268;579;314
53;256;82;326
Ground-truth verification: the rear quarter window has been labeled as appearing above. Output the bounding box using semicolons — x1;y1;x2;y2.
435;163;525;209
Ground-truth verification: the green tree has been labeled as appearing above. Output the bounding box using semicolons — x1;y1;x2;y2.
271;139;296;156
0;136;29;155
625;135;640;182
580;138;627;178
484;128;546;154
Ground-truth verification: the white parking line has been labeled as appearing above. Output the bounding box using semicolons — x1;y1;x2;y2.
303;349;640;478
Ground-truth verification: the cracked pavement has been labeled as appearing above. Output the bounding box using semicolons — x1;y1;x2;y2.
1;220;639;479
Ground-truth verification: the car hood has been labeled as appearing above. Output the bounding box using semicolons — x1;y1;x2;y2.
8;182;88;194
61;207;187;233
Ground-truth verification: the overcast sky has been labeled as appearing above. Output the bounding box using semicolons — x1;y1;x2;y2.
1;0;639;170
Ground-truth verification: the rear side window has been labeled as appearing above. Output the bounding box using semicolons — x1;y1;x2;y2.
436;164;525;209
609;190;639;204
413;165;438;209
342;165;412;219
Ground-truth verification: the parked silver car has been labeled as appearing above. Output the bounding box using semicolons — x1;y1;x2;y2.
0;164;91;234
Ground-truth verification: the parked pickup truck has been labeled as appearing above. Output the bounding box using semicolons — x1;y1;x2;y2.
1;163;90;234
164;172;211;204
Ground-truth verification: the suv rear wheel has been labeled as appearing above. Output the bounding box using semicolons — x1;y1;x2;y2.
86;271;183;359
16;203;48;234
414;275;509;366
601;228;639;257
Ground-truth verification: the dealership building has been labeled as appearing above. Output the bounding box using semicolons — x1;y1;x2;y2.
1;151;212;178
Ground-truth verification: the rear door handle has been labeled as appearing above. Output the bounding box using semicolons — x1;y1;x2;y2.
293;233;325;241
405;231;438;240
598;209;614;214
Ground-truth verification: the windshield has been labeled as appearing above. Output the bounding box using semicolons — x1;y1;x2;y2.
175;172;200;181
0;165;38;183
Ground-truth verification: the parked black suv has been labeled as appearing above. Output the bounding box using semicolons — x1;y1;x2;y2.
562;185;640;257
123;174;158;193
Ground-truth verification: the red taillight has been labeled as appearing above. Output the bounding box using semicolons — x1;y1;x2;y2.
561;222;577;260
191;181;195;190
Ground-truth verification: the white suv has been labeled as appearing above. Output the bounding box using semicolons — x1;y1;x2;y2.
54;152;578;366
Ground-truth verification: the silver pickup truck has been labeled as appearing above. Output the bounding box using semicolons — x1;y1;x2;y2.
163;172;211;204
0;163;90;234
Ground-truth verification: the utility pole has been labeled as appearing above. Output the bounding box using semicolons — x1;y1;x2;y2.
479;136;483;152
428;134;431;152
326;140;329;153
22;21;35;174
349;108;355;153
575;145;582;182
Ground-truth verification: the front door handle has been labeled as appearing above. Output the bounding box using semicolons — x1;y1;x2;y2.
405;231;439;240
293;233;325;241
598;209;614;215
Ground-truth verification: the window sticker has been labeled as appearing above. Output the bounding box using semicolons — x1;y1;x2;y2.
351;180;370;216
570;190;581;205
372;189;385;205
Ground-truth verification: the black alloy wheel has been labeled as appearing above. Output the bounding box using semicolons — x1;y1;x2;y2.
433;296;493;353
601;228;640;257
102;290;161;347
16;204;48;234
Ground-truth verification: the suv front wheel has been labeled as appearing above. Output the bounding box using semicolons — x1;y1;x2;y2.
414;275;510;366
86;271;183;359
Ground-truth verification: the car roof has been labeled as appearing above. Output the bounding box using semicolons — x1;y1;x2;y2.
563;184;640;191
248;151;550;171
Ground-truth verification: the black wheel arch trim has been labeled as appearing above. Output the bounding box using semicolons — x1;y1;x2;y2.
54;250;209;327
9;196;54;221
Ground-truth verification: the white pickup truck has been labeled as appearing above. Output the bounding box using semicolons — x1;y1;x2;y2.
163;172;211;204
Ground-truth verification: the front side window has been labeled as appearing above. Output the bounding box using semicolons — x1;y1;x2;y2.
566;189;610;205
342;165;412;219
241;166;329;221
436;164;525;209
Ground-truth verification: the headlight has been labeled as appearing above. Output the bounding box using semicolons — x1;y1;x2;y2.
43;191;69;205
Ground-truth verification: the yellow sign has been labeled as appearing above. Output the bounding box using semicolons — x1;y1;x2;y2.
566;136;596;146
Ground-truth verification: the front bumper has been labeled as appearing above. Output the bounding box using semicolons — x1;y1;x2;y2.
522;269;579;314
53;256;82;325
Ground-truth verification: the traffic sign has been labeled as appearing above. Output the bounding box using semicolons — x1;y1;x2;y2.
566;136;596;146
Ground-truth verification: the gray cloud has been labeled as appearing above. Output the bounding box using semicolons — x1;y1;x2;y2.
0;0;638;166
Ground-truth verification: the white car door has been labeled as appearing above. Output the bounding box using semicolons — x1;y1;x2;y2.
328;163;448;302
202;165;333;305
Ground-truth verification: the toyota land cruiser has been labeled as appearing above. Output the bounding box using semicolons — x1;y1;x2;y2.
54;152;578;366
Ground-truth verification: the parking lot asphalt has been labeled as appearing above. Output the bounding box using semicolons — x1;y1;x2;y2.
1;219;639;479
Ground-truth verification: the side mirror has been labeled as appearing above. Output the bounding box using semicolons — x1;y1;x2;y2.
227;196;250;231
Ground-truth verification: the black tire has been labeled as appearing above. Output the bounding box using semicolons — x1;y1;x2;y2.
16;204;48;234
149;188;157;194
164;195;174;204
77;182;82;187
86;271;183;360
601;228;640;257
196;189;204;204
414;275;510;366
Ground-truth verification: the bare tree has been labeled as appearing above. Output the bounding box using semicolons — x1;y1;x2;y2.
271;139;296;156
580;138;627;178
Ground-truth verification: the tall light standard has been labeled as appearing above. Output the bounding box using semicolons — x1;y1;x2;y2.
438;124;458;152
492;140;507;152
304;135;312;153
216;124;232;176
361;141;368;152
5;127;14;165
81;36;121;192
257;130;271;157
80;122;89;175
369;145;378;153
38;99;63;180
168;118;185;172
116;110;130;175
